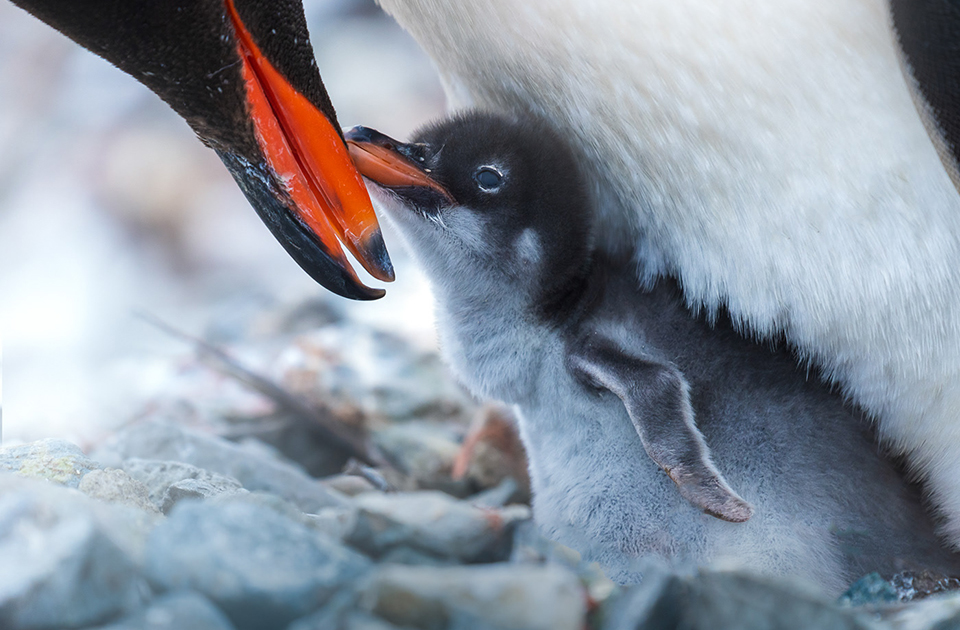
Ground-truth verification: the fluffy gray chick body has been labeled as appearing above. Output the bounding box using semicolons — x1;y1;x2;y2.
349;113;960;593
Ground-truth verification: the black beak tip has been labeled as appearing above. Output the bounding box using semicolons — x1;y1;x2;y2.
219;150;386;301
279;222;387;301
361;228;395;283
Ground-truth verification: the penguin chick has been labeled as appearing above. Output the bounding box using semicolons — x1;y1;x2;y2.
346;113;960;592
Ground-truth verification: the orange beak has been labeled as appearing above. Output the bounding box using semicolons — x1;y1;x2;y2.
343;126;454;204
226;0;393;299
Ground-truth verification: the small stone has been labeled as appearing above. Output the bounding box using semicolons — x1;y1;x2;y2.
879;590;960;629
839;572;899;606
891;570;960;602
161;477;249;513
276;323;475;424
0;439;100;488
92;420;347;512
377;546;452;567
284;589;359;630
340;612;416;630
323;473;379;497
121;458;246;513
0;475;149;629
307;507;357;541
144;500;371;630
79;469;161;515
606;569;873;630
344;491;530;563
87;592;235;630
470;477;523;509
372;422;461;484
452;405;530;501
208;491;323;532
509;519;584;569
932;611;960;630
359;563;586;630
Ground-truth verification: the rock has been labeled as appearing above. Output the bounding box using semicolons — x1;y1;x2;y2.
359;563;586;630
508;520;585;569
339;612;417;630
932;611;960;630
372;422;462;487
606;569;874;630
0;475;149;629
451;405;530;502
506;519;617;609
276;323;475;424
881;591;960;630
235;422;353;479
0;439;100;488
323;474;380;497
343;491;530;563
308;507;357;541
87;592;235;630
891;571;960;602
79;469;161;515
839;572;900;607
207;491;327;533
470;478;524;509
92;420;347;512
121;458;246;513
144;499;371;630
377;547;454;568
284;589;359;630
161;478;249;513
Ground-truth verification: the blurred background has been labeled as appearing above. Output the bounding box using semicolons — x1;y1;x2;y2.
0;0;448;446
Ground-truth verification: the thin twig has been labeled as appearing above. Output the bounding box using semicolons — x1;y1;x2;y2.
136;311;380;466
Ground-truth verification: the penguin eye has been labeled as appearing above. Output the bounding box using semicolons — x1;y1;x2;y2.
474;166;503;191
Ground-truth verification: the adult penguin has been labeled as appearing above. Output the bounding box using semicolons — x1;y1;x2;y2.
369;0;960;546
8;0;440;301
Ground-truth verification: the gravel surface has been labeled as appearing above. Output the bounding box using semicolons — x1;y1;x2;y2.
3;305;960;630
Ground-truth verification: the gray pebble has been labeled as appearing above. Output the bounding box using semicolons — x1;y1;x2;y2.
86;592;235;630
0;475;149;629
372;422;461;482
322;474;379;497
0;439;100;488
144;499;371;630
469;477;522;509
377;547;452;567
339;612;418;630
358;563;585;630
92;420;347;512
345;491;530;563
79;469;161;515
281;324;474;424
122;459;246;513
881;591;960;630
284;589;359;630
839;572;900;607
306;507;356;540
606;570;874;630
161;478;249;513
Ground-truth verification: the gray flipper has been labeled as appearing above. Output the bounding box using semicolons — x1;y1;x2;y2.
890;0;960;191
567;340;753;523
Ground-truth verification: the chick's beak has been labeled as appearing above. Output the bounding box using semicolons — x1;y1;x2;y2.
226;0;393;300
344;126;454;204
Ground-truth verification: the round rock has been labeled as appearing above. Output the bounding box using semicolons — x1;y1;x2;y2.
0;439;100;488
144;499;371;630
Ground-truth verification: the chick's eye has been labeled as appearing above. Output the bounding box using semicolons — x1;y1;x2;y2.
474;166;503;191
